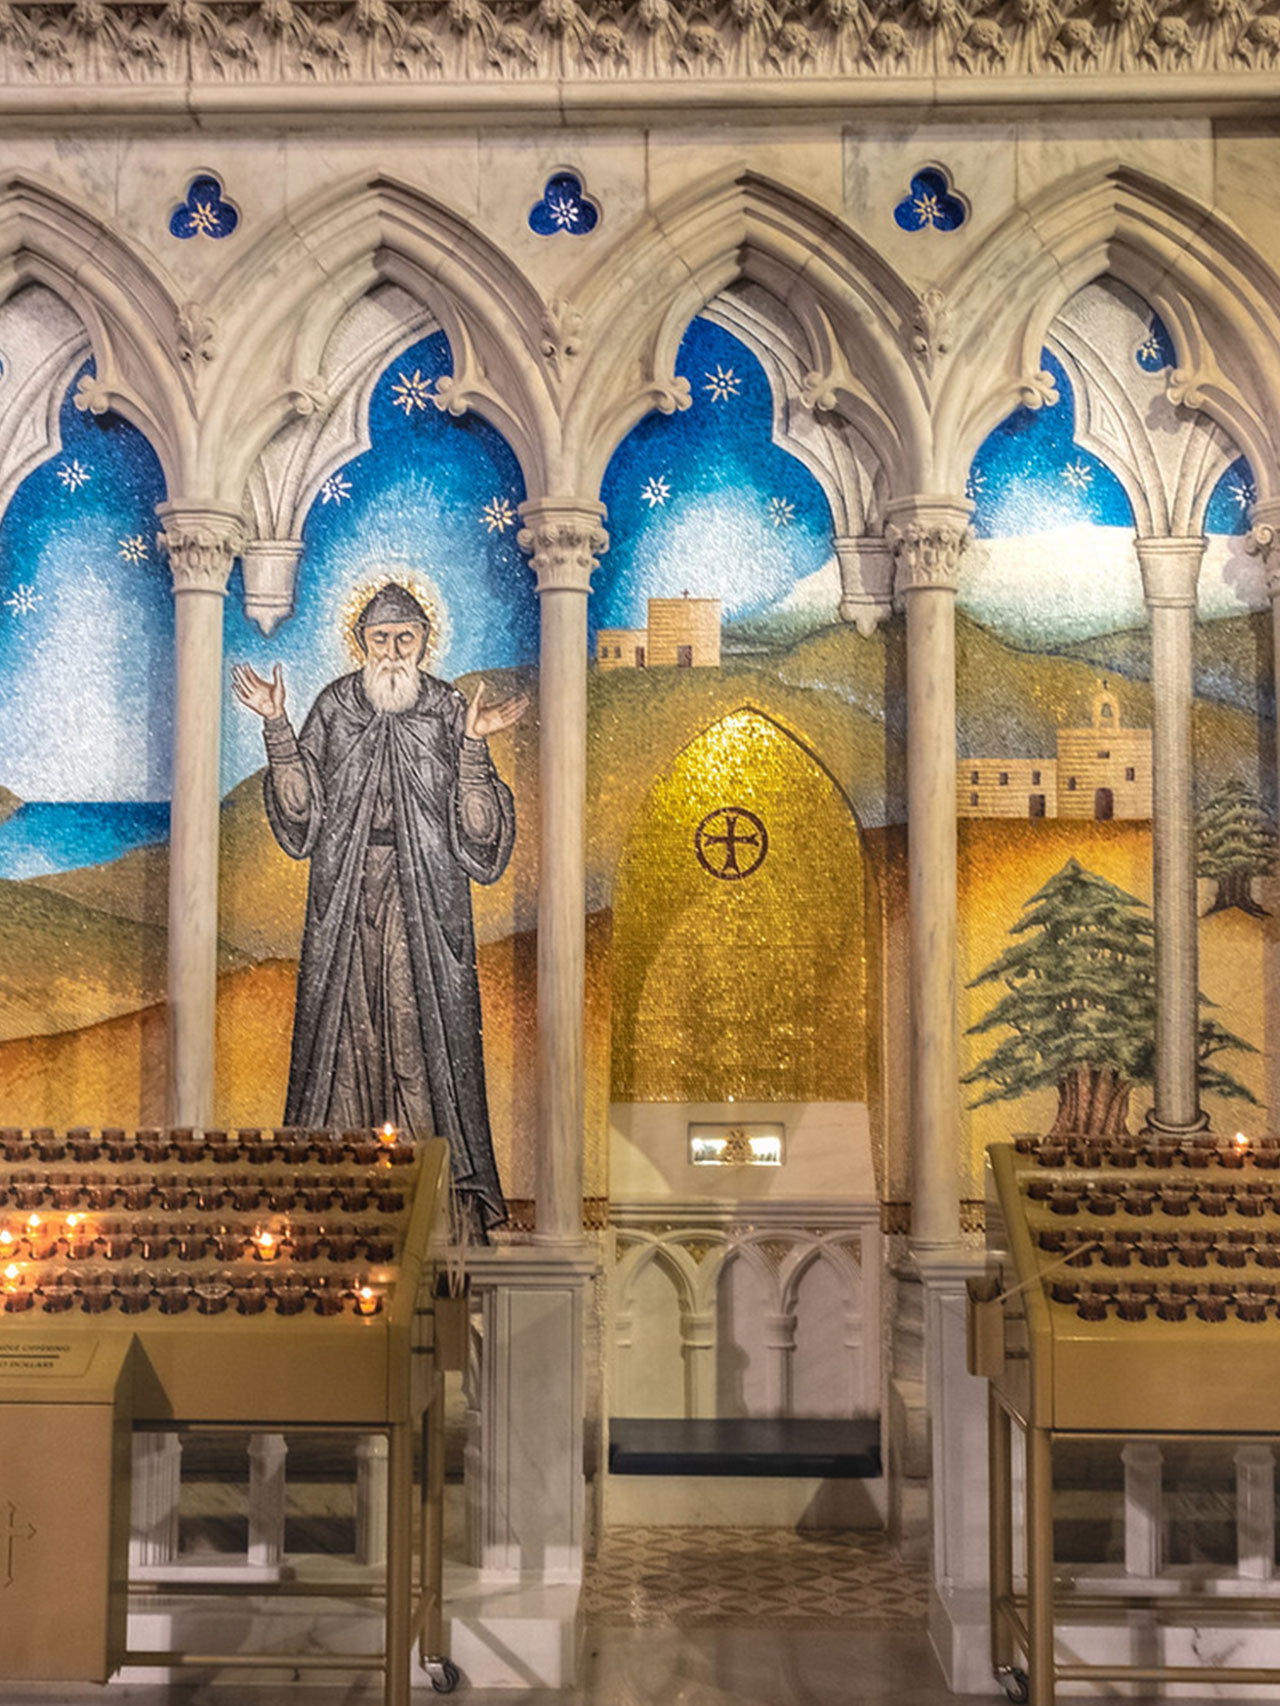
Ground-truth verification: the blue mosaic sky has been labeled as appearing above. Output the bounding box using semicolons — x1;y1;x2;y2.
594;318;835;634
223;330;535;792
0;363;171;802
961;343;1261;646
969;346;1254;540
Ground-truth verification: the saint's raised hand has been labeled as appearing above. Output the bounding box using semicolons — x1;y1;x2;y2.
465;679;530;741
232;661;286;721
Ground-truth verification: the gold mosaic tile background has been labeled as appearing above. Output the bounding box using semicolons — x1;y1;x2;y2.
610;709;867;1103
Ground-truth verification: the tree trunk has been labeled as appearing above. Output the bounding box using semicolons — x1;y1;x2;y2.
1207;869;1269;917
1051;1063;1133;1138
1051;1064;1088;1136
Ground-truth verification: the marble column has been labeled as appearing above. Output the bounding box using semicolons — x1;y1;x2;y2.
157;504;245;1128
885;496;971;1251
1249;504;1280;868
835;534;895;637
517;499;609;1243
1135;536;1207;1135
680;1309;716;1418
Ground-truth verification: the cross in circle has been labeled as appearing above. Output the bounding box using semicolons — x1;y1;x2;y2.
694;806;769;881
3;1500;35;1589
702;812;758;875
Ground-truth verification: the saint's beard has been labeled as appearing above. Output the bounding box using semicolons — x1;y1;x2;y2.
363;656;422;714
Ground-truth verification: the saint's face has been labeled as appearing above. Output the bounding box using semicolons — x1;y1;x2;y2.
363;622;426;664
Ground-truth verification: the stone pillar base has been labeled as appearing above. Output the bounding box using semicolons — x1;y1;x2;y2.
918;1250;996;1695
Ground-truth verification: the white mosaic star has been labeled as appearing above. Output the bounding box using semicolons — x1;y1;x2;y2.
703;364;741;403
1137;332;1164;365
768;496;795;528
118;534;148;564
390;368;433;415
912;190;942;227
965;468;986;502
187;199;221;237
547;189;580;230
482;496;516;533
57;458;91;492
321;472;352;506
5;582;40;616
1060;458;1094;491
641;475;671;509
1230;477;1257;512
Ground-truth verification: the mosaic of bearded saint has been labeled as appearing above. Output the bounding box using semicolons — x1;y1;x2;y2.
232;581;528;1235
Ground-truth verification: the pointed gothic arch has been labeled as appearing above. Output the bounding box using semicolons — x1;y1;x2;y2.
935;163;1280;496
195;172;560;504
0;174;192;492
608;704;872;1108
560;168;928;497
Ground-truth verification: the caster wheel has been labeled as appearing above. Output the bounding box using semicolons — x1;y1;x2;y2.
996;1667;1029;1704
427;1656;461;1694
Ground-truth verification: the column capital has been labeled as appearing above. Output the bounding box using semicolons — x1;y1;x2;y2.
517;497;608;594
156;502;245;596
1134;534;1206;608
834;533;894;636
1247;500;1280;598
240;538;303;635
884;496;973;596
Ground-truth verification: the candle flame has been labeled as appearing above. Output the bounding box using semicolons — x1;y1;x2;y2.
359;1285;374;1300
67;1214;81;1230
0;1230;12;1246
1235;1131;1251;1150
4;1263;19;1282
378;1123;397;1145
26;1214;40;1230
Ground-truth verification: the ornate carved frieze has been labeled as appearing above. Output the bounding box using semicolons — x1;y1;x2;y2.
0;0;1273;94
517;498;608;594
156;502;245;594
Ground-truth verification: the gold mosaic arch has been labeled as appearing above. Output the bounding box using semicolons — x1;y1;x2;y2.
609;706;868;1104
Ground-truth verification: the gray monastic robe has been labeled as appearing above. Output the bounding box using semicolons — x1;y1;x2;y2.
262;668;514;1228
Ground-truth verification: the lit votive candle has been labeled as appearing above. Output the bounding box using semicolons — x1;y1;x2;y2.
3;1262;31;1311
65;1215;95;1260
25;1215;56;1260
354;1284;381;1317
252;1228;281;1263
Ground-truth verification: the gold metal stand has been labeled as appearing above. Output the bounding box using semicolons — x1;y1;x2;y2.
0;1132;454;1701
988;1401;1280;1706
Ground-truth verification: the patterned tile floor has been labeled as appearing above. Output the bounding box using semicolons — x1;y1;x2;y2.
582;1526;928;1628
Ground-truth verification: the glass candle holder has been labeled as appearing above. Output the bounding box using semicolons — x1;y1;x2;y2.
117;1275;152;1314
195;1280;231;1316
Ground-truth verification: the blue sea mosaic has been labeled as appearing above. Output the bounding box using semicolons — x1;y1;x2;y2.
594;318;835;636
893;167;966;233
0;361;171;803
528;172;599;237
222;329;535;792
169;174;239;241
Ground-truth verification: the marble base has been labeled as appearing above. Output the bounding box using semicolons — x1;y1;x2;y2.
604;1471;887;1528
928;1582;1000;1697
446;1568;582;1689
119;1562;580;1692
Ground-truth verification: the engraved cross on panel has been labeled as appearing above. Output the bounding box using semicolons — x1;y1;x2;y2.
3;1499;36;1588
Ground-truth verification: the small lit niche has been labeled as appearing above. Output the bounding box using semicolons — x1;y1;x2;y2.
689;1122;784;1167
